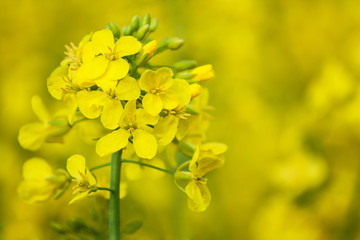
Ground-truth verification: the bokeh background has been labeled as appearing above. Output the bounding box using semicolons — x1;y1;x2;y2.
2;0;360;239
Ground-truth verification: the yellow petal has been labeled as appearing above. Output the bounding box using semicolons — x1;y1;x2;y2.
63;93;78;125
185;181;211;212
18;180;55;204
77;90;106;119
153;115;179;145
160;89;178;110
119;100;137;128
135;108;159;126
101;98;123;130
18;123;48;151
67;154;86;180
139;69;160;92
96;129;130;156
115;76;140;100
31;95;50;122
176;119;189;140
115;36;142;57
170;79;191;106
81;42;98;63
142;93;163;116
156;67;174;90
47;65;68;100
85;169;97;186
190;64;215;82
201;142;228;155
81;55;109;80
23;158;53;180
91;29;114;54
69;190;91;205
132;129;158;159
95;58;129;91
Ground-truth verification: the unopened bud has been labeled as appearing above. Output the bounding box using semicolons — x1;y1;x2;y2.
136;40;158;65
167;37;184;50
174;60;197;71
130;15;141;33
141;13;151;26
135;24;149;41
174;171;193;181
175;71;195;79
122;26;131;36
190;83;202;98
106;22;120;39
149;18;158;32
191;64;215;82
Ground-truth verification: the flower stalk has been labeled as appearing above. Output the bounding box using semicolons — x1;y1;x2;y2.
109;150;122;240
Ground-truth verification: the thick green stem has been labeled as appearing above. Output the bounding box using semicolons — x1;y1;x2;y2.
109;150;122;240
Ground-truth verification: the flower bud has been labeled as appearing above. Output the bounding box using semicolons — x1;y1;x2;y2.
122;25;131;36
190;83;202;98
130;15;141;33
141;13;151;26
167;37;184;50
136;40;158;65
190;64;215;82
174;171;193;182
135;24;150;41
106;21;120;39
149;18;158;32
174;60;197;71
175;71;195;79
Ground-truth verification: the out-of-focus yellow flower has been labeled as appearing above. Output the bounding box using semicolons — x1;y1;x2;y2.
96;100;159;159
66;154;97;204
190;83;202;98
190;64;215;82
17;158;67;204
175;142;227;212
75;29;142;91
18;95;70;151
139;67;180;116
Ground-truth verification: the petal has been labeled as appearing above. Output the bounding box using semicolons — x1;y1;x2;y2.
91;29;114;54
67;154;86;180
69;190;91;205
115;36;142;57
142;93;163;116
81;42;98;63
132;129;158;159
47;65;68;100
201;142;228;155
18;123;48;151
115;76;140;100
101;98;123;130
119;100;137;127
185;181;211;212
96;129;130;156
189;146;200;173
31;95;50;122
81;55;109;80
170;79;191;106
77;90;106;119
17;180;55;204
63;93;78;125
156;67;174;90
160;89;178;110
135;108;159;126
153;115;179;145
23;158;53;180
85;169;97;186
102;59;129;80
176;119;189;140
139;69;160;92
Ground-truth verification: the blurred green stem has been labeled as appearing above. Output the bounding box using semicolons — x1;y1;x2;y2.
109;150;122;240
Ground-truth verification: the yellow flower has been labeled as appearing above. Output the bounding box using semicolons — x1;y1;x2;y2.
75;29;142;91
96;100;159;159
66;154;97;204
190;64;215;82
175;142;227;212
76;76;140;129
139;67;179;116
17;158;67;204
18;95;70;151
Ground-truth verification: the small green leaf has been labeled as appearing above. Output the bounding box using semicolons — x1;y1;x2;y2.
122;220;143;234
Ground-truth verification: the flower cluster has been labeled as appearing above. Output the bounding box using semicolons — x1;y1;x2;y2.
18;14;227;212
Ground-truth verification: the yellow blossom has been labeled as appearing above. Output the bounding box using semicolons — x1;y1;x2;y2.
66;154;97;204
17;158;67;204
175;142;227;212
96;100;159;159
18;95;70;151
190;64;215;82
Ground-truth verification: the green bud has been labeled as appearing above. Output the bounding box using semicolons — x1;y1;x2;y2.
106;21;120;39
135;24;149;41
174;171;193;181
122;26;131;36
67;217;87;233
130;15;141;33
141;13;151;26
149;18;158;32
174;60;197;71
175;71;195;79
167;37;185;50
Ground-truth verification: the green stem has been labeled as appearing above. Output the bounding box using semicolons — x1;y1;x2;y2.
97;187;114;193
109;150;122;240
120;159;174;175
90;162;111;171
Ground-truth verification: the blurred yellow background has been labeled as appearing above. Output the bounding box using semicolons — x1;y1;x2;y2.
2;0;360;239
